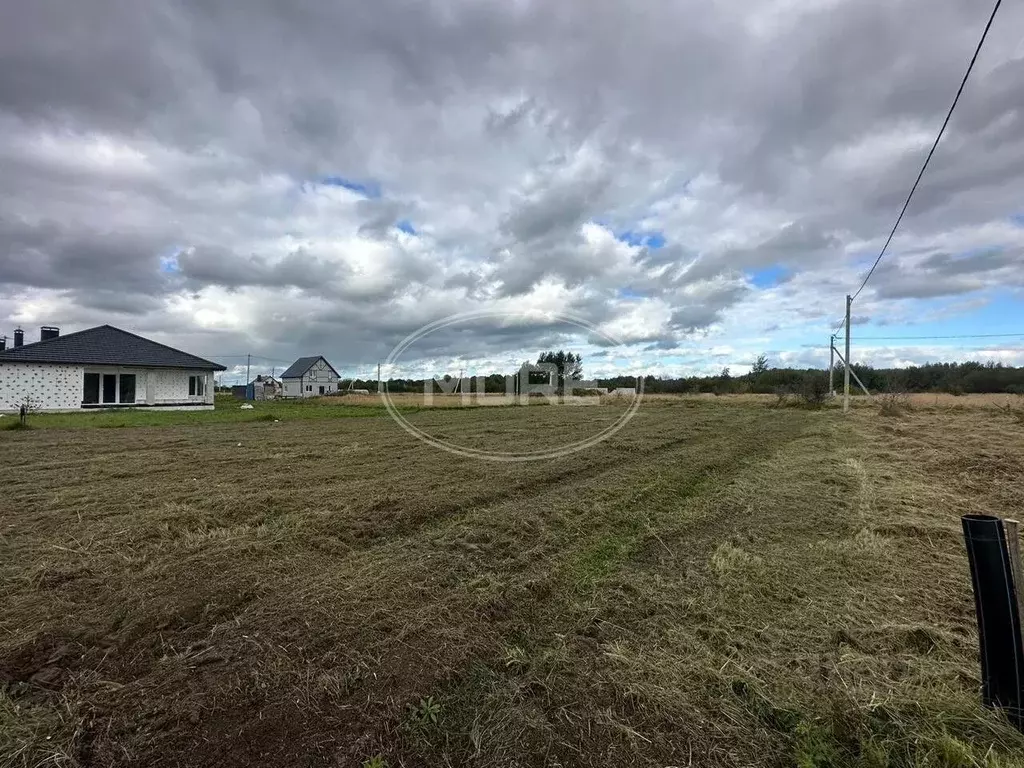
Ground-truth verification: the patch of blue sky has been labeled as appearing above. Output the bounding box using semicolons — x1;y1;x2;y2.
158;245;181;274
319;175;381;198
746;265;789;288
850;291;1024;342
395;219;417;235
616;230;666;249
931;294;1018;334
616;287;647;300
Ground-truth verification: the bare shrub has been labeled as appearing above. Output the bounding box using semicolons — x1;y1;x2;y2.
773;387;791;408
798;374;830;409
1002;404;1024;425
879;391;911;417
770;376;829;409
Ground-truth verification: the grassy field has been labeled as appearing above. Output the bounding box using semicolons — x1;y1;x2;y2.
0;395;414;430
0;392;584;431
2;395;1024;767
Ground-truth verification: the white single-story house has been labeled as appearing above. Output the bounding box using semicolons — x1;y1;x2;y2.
280;356;341;398
0;325;226;412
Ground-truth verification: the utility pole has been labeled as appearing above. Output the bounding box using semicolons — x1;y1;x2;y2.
246;353;251;401
377;361;382;393
828;335;835;396
843;295;851;413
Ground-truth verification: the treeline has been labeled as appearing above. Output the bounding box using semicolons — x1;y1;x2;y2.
828;360;1024;395
366;361;1024;396
603;360;1024;396
345;374;516;394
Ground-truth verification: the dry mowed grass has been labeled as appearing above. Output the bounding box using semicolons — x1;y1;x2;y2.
2;397;1024;767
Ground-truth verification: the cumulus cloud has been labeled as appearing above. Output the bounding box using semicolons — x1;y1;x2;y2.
2;0;1024;378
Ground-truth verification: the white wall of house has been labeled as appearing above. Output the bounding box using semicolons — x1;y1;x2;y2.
0;363;216;412
0;362;83;411
252;380;280;400
144;369;215;407
283;359;340;398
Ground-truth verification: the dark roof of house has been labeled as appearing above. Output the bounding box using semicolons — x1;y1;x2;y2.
280;355;340;379
0;325;227;370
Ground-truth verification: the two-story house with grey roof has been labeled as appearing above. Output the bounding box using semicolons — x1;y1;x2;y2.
280;356;341;398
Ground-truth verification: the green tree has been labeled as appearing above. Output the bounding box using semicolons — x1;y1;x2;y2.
751;354;769;376
715;366;733;395
537;350;583;395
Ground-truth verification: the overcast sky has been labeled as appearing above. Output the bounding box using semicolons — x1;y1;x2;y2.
3;0;1024;383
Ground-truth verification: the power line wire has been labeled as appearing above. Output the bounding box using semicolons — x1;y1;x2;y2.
829;0;1002;337
848;0;1002;303
211;354;294;364
855;332;1024;341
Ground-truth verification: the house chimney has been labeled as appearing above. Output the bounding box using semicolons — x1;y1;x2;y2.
40;326;60;341
13;328;24;348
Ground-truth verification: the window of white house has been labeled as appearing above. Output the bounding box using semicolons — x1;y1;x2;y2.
189;375;206;396
119;374;136;403
83;372;136;404
307;385;312;391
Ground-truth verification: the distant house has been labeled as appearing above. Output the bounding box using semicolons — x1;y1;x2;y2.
0;325;226;412
254;375;282;399
233;375;282;400
609;387;637;397
280;356;341;398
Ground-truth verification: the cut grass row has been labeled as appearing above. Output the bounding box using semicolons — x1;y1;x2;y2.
2;396;401;430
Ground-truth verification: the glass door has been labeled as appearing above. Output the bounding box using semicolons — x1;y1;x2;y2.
83;373;100;404
102;374;117;404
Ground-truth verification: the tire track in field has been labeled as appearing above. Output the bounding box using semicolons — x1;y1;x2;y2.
374;413;823;768
308;409;811;557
